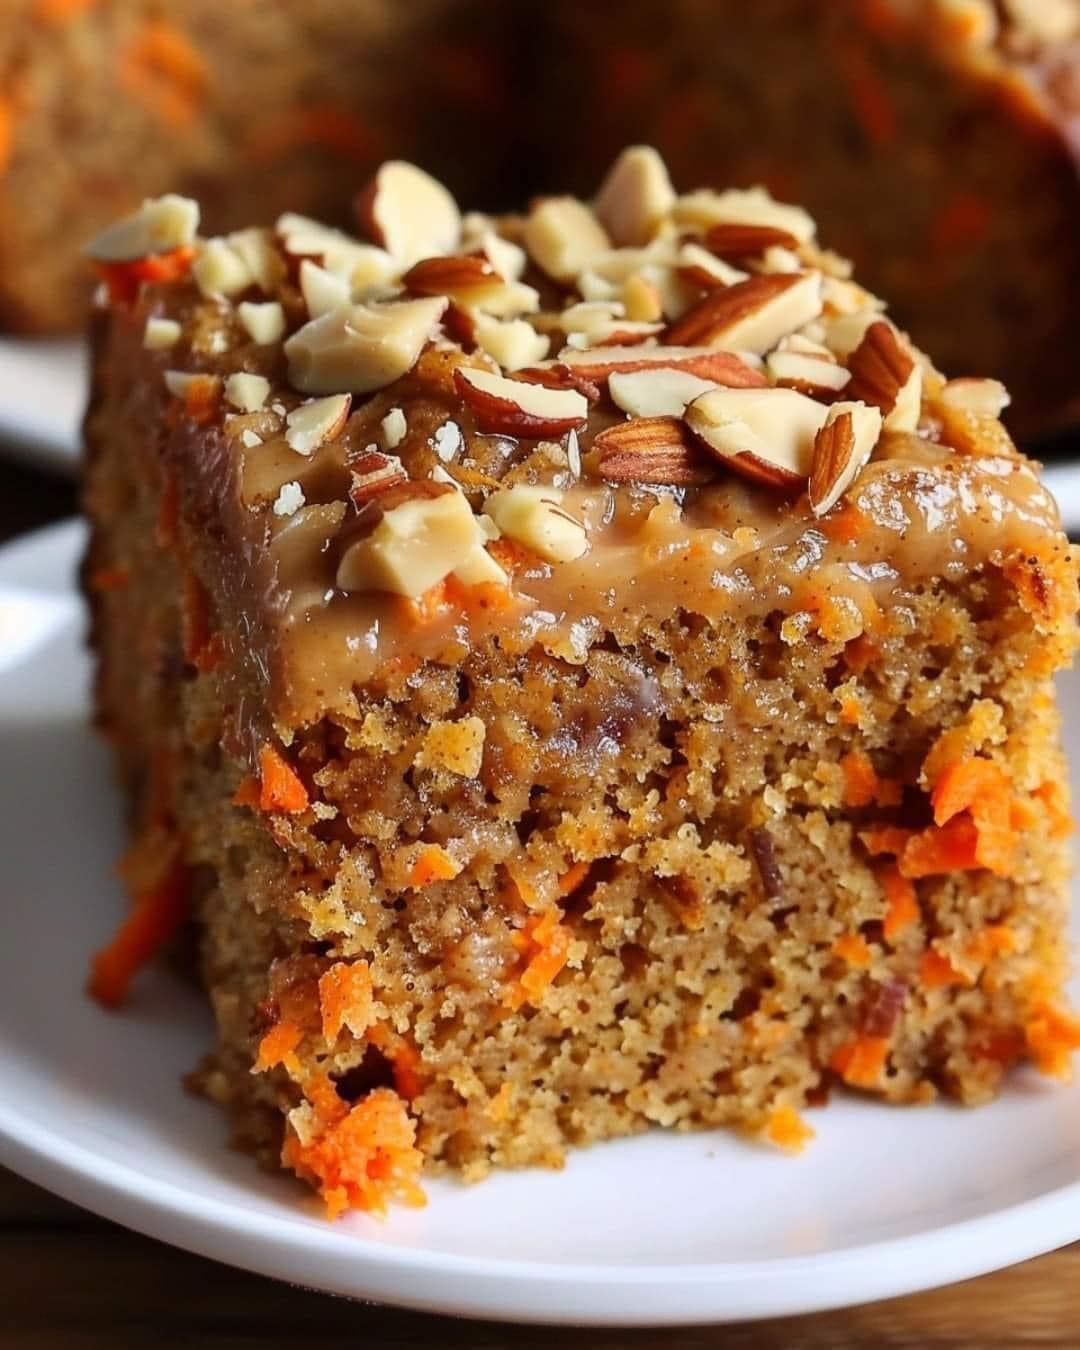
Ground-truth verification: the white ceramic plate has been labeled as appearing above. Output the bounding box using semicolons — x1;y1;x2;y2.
0;519;1077;1327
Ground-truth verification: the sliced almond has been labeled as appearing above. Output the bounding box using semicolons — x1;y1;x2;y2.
453;545;509;587
621;273;664;322
272;482;306;518
193;238;254;299
356;160;461;267
84;194;199;262
348;448;408;504
673;187;815;243
224;372;271;413
704;222;800;259
808;401;883;516
594;416;713;485
336;482;484;597
238;300;286;346
143;316;181;350
524;197;611;282
593;145;676;247
380;407;408;449
299;259;350;319
609;367;717;418
285;394;351;455
226;227;285;294
454;367;588;437
664;272;822;353
482;485;588;563
675;241;750;291
550;345;766;388
765;350;851;399
284;296;447;395
460;215;528;281
820;309;881;358
473;315;550;372
403;254;505;304
846;321;922;431
940;377;1011;417
684;387;829;489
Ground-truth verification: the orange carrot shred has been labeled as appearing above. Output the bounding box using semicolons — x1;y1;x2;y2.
505;908;572;1011
830;1035;888;1088
930;756;1017;876
0;95;13;177
408;844;460;887
833;933;873;967
899;815;980;879
254;1020;302;1074
256;744;309;815
557;861;592;896
879;865;919;941
1025;1004;1080;1081
840;750;902;808
764;1105;815;1153
860;826;914;858
88;855;189;1008
318;961;373;1044
920;949;965;990
96;245;195;306
117;19;207;129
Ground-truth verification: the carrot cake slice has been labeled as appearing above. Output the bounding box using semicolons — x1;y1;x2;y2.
82;148;1079;1217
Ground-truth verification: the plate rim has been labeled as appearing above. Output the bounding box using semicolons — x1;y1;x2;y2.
0;516;1077;1327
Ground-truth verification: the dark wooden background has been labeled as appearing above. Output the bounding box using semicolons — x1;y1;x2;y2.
1;454;1077;1349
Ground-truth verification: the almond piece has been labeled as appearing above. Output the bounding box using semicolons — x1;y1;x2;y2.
684;387;829;489
550;344;767;388
299;259;350;319
664;272;822;353
594;416;713;486
845;321;922;431
355;160;461;266
238;300;286;346
820;309;882;358
226;227;285;294
524;197;611;282
675;242;748;291
193;237;254;299
381;407;408;449
285;394;351;455
336;481;485;597
940;377;1010;417
144;317;181;350
482;484;588;563
473;315;550;372
84;194;199;262
453;545;509;587
765;350;852;399
224;372;271;413
284;297;447;395
703;222;800;259
808;401;883;516
621;273;664;322
348;449;408;504
593;146;676;247
512;364;602;403
460;215;528;281
454;367;589;437
402;254;507;305
673;187;816;242
608;368;717;418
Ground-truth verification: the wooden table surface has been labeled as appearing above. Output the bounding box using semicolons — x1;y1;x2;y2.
1;455;1078;1349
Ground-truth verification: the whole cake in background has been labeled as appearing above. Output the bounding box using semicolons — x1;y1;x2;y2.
82;146;1079;1218
4;0;1080;443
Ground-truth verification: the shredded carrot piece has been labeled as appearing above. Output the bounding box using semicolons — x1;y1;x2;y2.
840;750;902;808
830;1035;889;1088
318;961;373;1044
833;933;873;967
87;565;130;592
860;825;914;858
181;569;217;669
388;1040;423;1101
487;537;537;578
763;1104;815;1153
399;580;453;626
252;743;309;815
557;861;592;897
255;1021;302;1074
88;854;189;1008
444;574;514;615
282;1086;425;1218
0;95;15;177
920;949;966;990
1025;1004;1080;1081
231;775;260;808
930;756;1017;876
967;925;1017;965
879;865;919;941
408;843;461;887
506;908;572;1011
899;815;981;879
1034;780;1074;840
118;19;206;128
820;501;866;545
96;244;195;306
838;693;862;726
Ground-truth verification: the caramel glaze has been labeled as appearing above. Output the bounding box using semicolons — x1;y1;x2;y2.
110;297;1066;750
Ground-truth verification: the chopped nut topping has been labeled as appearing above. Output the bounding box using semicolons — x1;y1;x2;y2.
551;345;766;387
473;315;550;372
454;366;589;437
356;160;461;266
685;386;829;489
143;316;181;350
766;349;852;399
193;237;254;299
609;367;717;418
224;372;270;412
432;420;463;462
226;227;285;293
482;484;588;563
524;197;611;282
594;146;676;247
84;194;199;262
461;214;528;281
241;428;263;449
284;296;447;395
238;300;286;346
594;416;713;485
566;428;582;477
163;370;220;401
820;309;880;358
299;259;350;319
940;377;1011;417
664;272;823;353
272;481;306;517
846;321;922;432
403;254;506;305
703;222;800;259
621;273;664;322
808;401;883;516
381;407;408;449
285;394;351;455
349;449;408;504
453;545;509;588
336;482;485;597
673;187;815;243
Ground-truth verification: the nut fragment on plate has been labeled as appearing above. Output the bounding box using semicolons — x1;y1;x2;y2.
482;484;588;562
524;197;611;282
703;222;800;259
380;407;407;449
685;386;829;488
144;316;181;349
193;237;254;299
552;345;766;387
594;416;713;485
593;145;676;247
356;160;461;267
665;272;823;353
225;372;270;412
284;297;447;395
349;449;408;504
403;254;508;306
846;321;922;432
336;481;486;597
84;194;199;262
473;315;550;372
673;187;816;243
285;394;351;455
608;367;718;418
299;259;350;318
808;401;883;516
454;366;589;436
238;301;286;346
940;377;1011;417
766;349;851;399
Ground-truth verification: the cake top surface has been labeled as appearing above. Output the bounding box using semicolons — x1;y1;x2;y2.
85;147;1070;731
